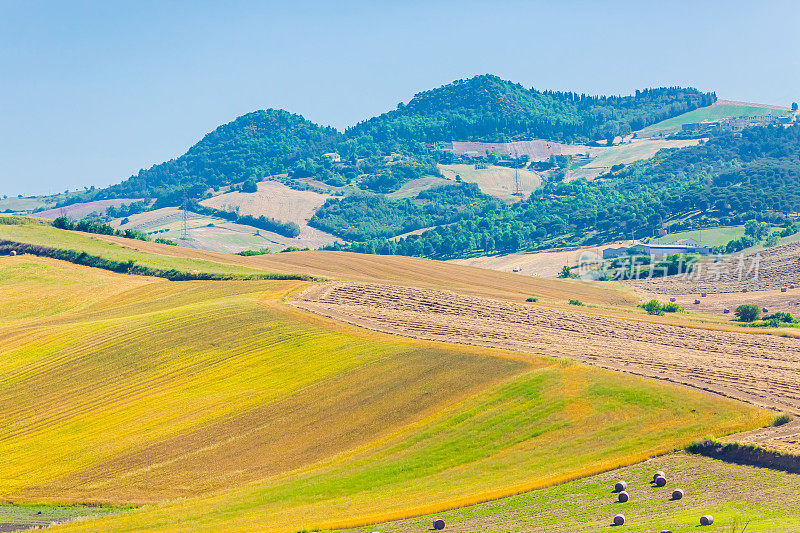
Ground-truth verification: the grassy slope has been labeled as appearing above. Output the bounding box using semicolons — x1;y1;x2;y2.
651;225;747;247
0;218;271;276
640;103;789;135
0;217;639;306
0;256;769;532
342;452;800;533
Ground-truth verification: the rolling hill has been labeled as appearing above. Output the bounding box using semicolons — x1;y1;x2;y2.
0;249;768;532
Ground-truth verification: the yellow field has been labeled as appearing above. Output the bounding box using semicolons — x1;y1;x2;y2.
0;218;640;306
0;255;769;532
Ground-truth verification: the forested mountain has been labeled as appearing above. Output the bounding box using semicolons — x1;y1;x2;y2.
348;75;715;144
101;109;342;206
61;75;715;208
335;125;800;258
47;74;798;262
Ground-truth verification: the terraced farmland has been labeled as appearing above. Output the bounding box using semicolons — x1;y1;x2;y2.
0;256;766;532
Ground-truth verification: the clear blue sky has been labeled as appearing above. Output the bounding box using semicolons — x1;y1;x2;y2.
1;0;798;196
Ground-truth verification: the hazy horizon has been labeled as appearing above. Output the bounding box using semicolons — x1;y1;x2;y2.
2;0;798;196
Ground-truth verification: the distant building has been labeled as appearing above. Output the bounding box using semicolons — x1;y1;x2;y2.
776;115;793;125
681;121;720;132
322;152;341;163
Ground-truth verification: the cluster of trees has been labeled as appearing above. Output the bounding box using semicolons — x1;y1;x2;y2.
336;125;800;259
310;183;499;241
189;203;301;238
106;200;151;219
723;218;798;253
52;216;151;241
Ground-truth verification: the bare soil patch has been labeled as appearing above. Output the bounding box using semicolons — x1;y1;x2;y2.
294;282;800;452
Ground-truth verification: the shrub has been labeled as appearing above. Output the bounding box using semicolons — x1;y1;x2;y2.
154;238;178;246
242;179;258;193
773;413;791;426
236;249;271;256
735;304;761;322
568;299;584;306
662;302;684;313
526;297;538;302
640;299;665;315
558;265;577;279
763;312;796;323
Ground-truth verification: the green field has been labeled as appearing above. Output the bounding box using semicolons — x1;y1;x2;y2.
651;225;747;247
0;503;123;531
342;452;800;532
640;103;790;136
0;217;272;277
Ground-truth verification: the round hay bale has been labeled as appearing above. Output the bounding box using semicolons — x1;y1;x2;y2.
700;515;714;526
655;475;667;487
669;297;676;302
701;292;707;297
672;488;684;500
782;287;788;293
9;250;17;256
433;518;445;530
723;308;730;314
613;514;625;526
617;490;629;503
653;471;665;482
762;307;769;313
790;285;796;290
693;299;701;305
614;480;627;492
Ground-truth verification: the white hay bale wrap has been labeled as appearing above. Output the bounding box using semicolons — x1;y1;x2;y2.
655;475;667;487
614;480;627;492
617;490;629;503
653;471;665;482
9;250;17;256
433;518;445;530
700;515;714;526
672;488;684;500
613;514;625;526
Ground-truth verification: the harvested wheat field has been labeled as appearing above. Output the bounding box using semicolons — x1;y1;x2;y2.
294;281;800;451
642;287;800;318
0;256;765;532
438;164;542;202
624;241;800;294
450;243;624;278
200;179;331;226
